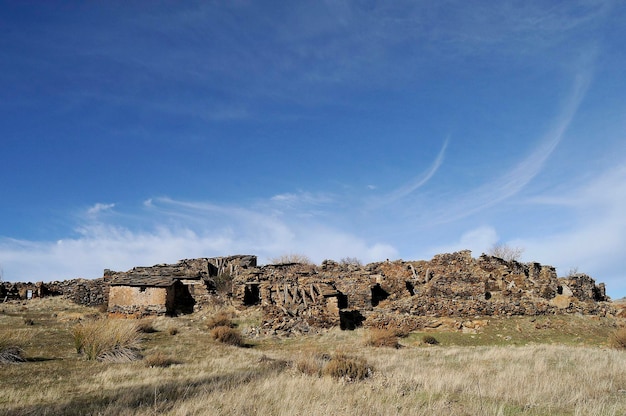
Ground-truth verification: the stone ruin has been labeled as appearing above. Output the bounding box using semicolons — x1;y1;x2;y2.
1;251;613;334
230;250;611;334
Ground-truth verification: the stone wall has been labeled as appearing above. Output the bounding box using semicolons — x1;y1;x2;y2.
1;252;612;334
0;278;108;306
231;250;612;333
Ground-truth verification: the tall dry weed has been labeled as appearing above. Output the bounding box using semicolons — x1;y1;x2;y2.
71;319;142;361
364;328;400;348
0;330;30;364
610;327;626;349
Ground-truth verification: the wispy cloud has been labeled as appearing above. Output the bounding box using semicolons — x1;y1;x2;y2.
87;203;115;215
421;62;594;225
0;194;399;282
377;138;448;206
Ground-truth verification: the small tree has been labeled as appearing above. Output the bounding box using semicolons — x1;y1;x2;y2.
488;243;524;262
340;257;362;267
269;253;313;265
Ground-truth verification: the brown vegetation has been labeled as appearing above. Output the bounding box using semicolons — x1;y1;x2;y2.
609;327;626;349
1;297;626;415
210;325;244;346
364;328;400;348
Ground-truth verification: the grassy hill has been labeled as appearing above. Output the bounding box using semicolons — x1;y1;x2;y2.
1;297;625;415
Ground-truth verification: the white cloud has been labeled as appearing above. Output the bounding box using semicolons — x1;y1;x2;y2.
0;195;397;282
426;226;499;258
87;203;115;215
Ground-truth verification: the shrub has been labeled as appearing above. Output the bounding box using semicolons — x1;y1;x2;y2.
270;254;313;265
340;257;362;267
609;328;626;349
144;352;179;368
213;273;234;295
206;311;234;329
137;320;158;333
295;353;330;377
71;319;143;361
488;243;524;262
23;318;34;326
364;328;400;348
210;325;244;347
422;335;439;345
323;353;372;381
168;327;179;336
0;331;29;364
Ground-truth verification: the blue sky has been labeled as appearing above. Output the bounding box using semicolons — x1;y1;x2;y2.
1;1;625;297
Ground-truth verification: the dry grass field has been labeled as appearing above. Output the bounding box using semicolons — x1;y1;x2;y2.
1;297;626;415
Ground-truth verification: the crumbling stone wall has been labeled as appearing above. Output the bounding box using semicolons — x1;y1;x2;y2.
2;252;612;334
231;250;612;333
0;278;108;306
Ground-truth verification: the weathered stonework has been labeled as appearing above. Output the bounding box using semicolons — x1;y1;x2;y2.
230;250;612;333
1;251;613;334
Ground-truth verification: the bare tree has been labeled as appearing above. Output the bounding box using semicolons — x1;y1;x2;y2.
340;257;362;267
269;253;313;265
488;243;524;262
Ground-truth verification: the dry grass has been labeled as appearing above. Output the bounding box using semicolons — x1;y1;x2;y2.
323;353;372;381
0;330;30;364
210;325;244;346
364;328;400;348
136;319;158;334
610;327;626;349
144;352;179;368
72;318;143;361
206;311;234;329
2;298;626;415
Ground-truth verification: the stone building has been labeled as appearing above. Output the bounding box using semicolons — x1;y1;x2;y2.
105;255;257;316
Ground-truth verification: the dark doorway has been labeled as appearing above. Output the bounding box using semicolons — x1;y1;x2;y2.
371;284;389;307
173;283;196;315
405;281;415;296
339;310;365;330
243;284;260;306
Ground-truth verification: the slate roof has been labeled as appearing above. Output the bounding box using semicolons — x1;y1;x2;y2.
109;275;176;287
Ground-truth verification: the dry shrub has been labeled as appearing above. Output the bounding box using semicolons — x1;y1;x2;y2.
23;318;34;326
144;352;179;368
210;325;244;346
137;319;158;333
609;328;626;349
323;353;372;381
295;352;330;377
270;253;313;265
258;355;291;372
364;328;400;348
207;311;234;330
0;331;30;364
422;335;439;345
168;327;179;336
72;319;143;361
